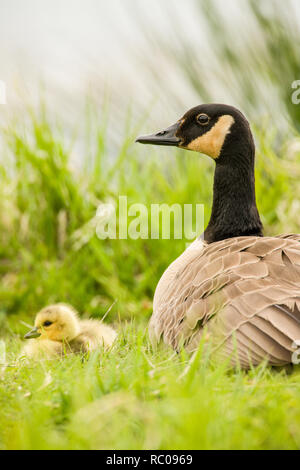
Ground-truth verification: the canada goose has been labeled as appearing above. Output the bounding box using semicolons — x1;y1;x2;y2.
22;303;117;359
136;104;300;368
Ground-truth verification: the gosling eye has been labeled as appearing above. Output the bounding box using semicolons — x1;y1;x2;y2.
197;114;210;125
43;321;52;327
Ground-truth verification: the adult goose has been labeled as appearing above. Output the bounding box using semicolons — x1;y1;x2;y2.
136;104;300;368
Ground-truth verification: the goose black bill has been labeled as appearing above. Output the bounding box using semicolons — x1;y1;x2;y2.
136;122;181;146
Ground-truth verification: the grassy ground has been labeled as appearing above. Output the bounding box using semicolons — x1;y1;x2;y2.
1;104;300;449
2;329;300;450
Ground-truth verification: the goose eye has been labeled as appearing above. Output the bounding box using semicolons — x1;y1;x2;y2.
43;321;52;327
197;114;210;125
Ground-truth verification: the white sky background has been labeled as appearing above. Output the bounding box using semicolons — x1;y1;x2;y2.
1;0;300;136
0;0;224;121
0;3;177;96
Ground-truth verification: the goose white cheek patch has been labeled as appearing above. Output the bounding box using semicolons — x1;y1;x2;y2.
185;114;235;159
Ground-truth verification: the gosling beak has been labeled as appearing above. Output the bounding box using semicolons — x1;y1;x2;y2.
136;122;181;147
24;327;41;339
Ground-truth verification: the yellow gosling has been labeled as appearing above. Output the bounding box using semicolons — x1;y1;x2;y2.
22;303;117;359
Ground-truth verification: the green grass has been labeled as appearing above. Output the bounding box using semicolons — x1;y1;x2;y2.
0;102;300;450
2;328;300;450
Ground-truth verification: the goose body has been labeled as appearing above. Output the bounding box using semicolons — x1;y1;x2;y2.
22;304;117;359
137;104;300;368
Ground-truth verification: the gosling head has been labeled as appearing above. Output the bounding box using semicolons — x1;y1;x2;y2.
24;304;80;342
136;103;254;164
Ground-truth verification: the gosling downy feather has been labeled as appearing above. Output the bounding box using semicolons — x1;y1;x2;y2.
136;104;300;368
22;303;117;359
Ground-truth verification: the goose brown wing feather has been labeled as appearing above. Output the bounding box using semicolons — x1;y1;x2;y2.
278;234;300;242
149;236;300;368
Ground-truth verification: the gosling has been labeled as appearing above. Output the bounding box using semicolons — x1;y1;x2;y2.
22;303;117;359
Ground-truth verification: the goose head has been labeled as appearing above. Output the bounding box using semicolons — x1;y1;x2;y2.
24;304;80;342
136;103;255;164
136;104;263;243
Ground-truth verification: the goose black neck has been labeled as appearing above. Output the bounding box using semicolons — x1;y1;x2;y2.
204;146;263;244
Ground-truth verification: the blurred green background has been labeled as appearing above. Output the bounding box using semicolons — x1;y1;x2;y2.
1;0;299;329
1;0;300;450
